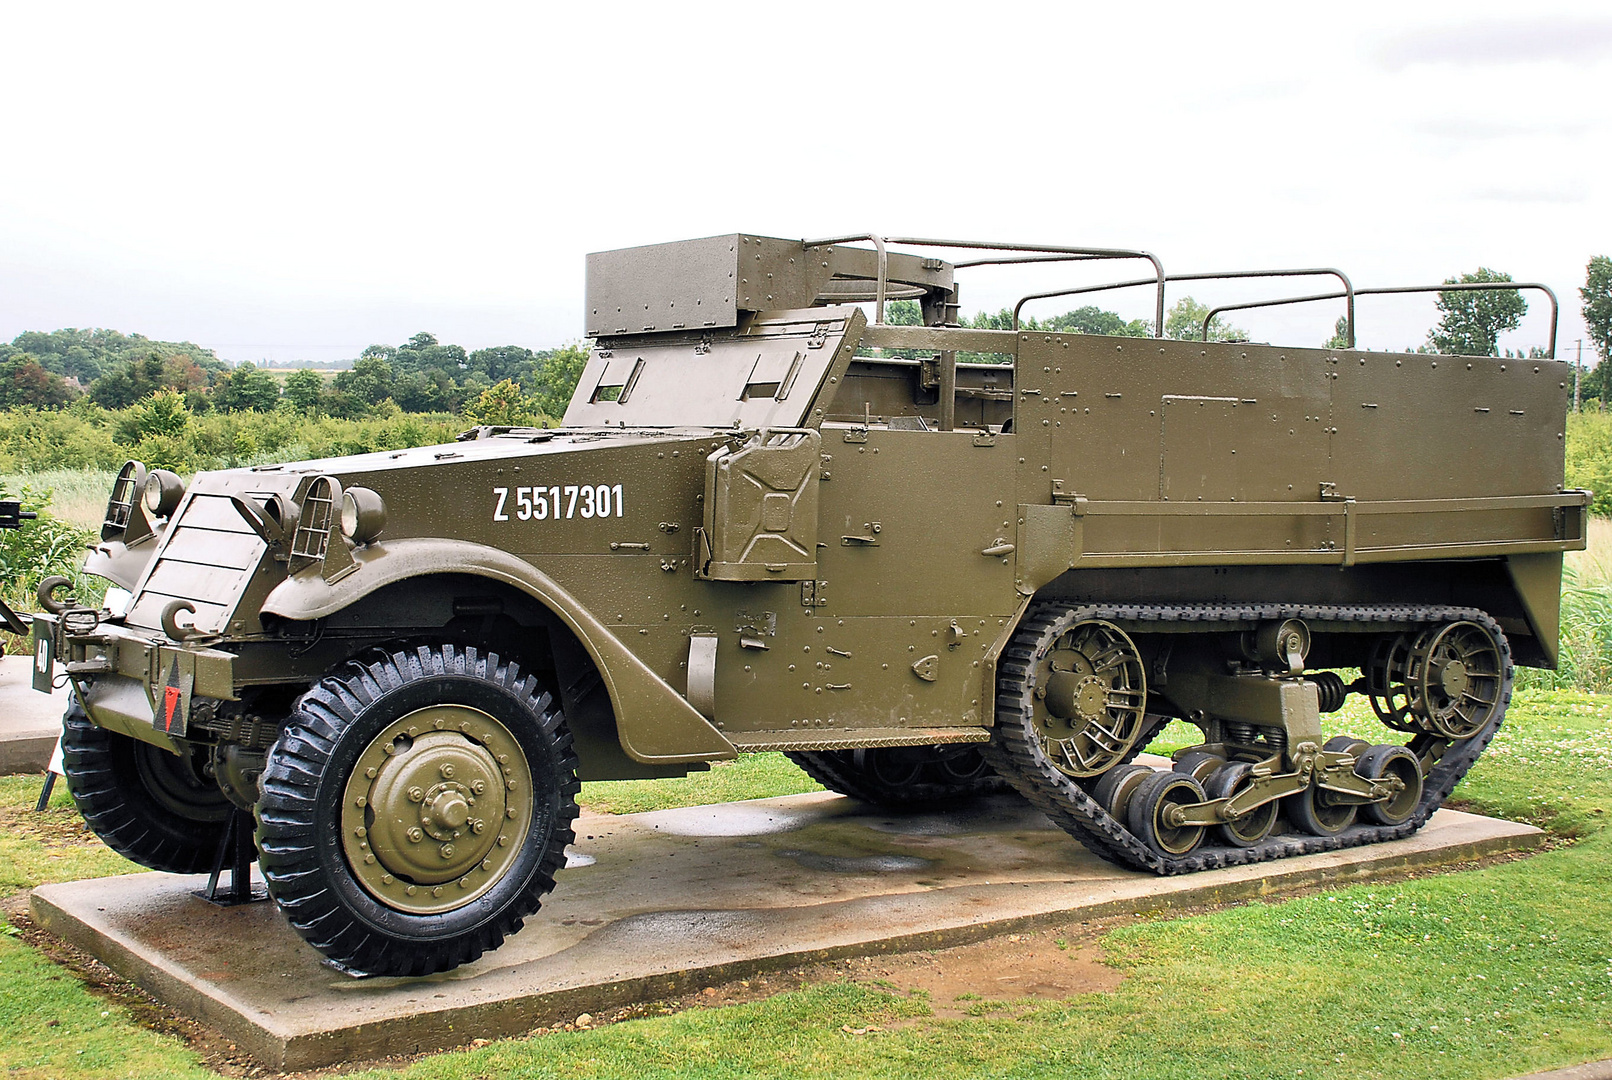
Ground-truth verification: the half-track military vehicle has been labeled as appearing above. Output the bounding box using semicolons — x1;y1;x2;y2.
34;233;1589;975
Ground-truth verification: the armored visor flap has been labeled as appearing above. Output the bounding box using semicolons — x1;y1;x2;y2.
564;308;865;429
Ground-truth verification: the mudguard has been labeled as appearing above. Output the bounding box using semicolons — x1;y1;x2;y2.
261;538;737;764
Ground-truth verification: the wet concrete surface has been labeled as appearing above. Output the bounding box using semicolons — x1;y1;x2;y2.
32;791;1541;1070
0;655;69;774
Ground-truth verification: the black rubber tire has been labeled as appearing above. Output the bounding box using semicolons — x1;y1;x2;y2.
60;700;235;874
1357;744;1424;826
785;745;1012;807
255;645;579;977
1323;735;1369;759
1092;763;1152;817
1172;750;1225;785
1205;761;1277;848
1286;780;1358;836
1128;771;1208;858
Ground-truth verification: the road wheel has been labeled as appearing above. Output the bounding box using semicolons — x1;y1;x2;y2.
256;645;578;977
1205;761;1277;848
1286;779;1358;836
1128;771;1207;857
1357;744;1424;826
786;745;1010;806
61;699;235;874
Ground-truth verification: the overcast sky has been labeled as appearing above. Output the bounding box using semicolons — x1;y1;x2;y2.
2;1;1607;366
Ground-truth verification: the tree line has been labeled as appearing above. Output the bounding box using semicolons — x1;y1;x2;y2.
0;328;589;424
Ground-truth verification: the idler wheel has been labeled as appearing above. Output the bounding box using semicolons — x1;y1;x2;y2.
1413;621;1504;740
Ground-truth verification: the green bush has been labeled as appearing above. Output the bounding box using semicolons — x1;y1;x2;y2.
0;399;466;474
1565;411;1611;515
0;485;104;652
1515;570;1612;693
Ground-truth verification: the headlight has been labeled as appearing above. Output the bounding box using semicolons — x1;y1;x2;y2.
339;487;387;545
142;470;185;518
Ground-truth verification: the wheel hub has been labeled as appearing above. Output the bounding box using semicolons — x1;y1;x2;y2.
341;705;534;915
1433;658;1469;698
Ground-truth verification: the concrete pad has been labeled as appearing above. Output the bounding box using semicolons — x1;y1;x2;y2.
32;793;1541;1070
0;654;69;774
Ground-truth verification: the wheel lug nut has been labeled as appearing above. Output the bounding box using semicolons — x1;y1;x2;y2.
408;786;424;802
471;818;485;834
470;779;486;795
440;843;455;859
440;763;455;779
407;827;423;842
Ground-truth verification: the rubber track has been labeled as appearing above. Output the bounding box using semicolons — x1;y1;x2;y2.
784;747;1014;806
981;603;1512;875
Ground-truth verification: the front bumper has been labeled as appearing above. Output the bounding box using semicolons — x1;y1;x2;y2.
33;612;237;752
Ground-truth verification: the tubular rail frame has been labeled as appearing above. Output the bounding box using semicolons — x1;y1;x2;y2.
802;233;889;324
796;235;1557;358
1201;282;1559;358
803;236;1167;337
1011;268;1356;344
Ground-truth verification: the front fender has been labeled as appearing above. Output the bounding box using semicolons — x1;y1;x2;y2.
261;538;736;764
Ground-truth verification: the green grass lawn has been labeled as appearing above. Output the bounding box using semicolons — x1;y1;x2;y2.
2;692;1610;1080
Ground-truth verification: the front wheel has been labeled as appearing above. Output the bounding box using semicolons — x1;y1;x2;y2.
61;700;235;874
255;645;579;977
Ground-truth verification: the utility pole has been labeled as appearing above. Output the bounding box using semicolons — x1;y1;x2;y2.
1574;338;1582;413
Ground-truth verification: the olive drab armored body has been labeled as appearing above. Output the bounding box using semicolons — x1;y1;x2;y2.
34;233;1589;975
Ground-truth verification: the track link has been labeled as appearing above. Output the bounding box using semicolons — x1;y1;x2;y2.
982;602;1512;875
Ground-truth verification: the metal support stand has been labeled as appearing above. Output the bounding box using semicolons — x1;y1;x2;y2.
34;772;56;811
196;809;267;906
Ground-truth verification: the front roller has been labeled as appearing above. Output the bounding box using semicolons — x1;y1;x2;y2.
255;644;579;977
